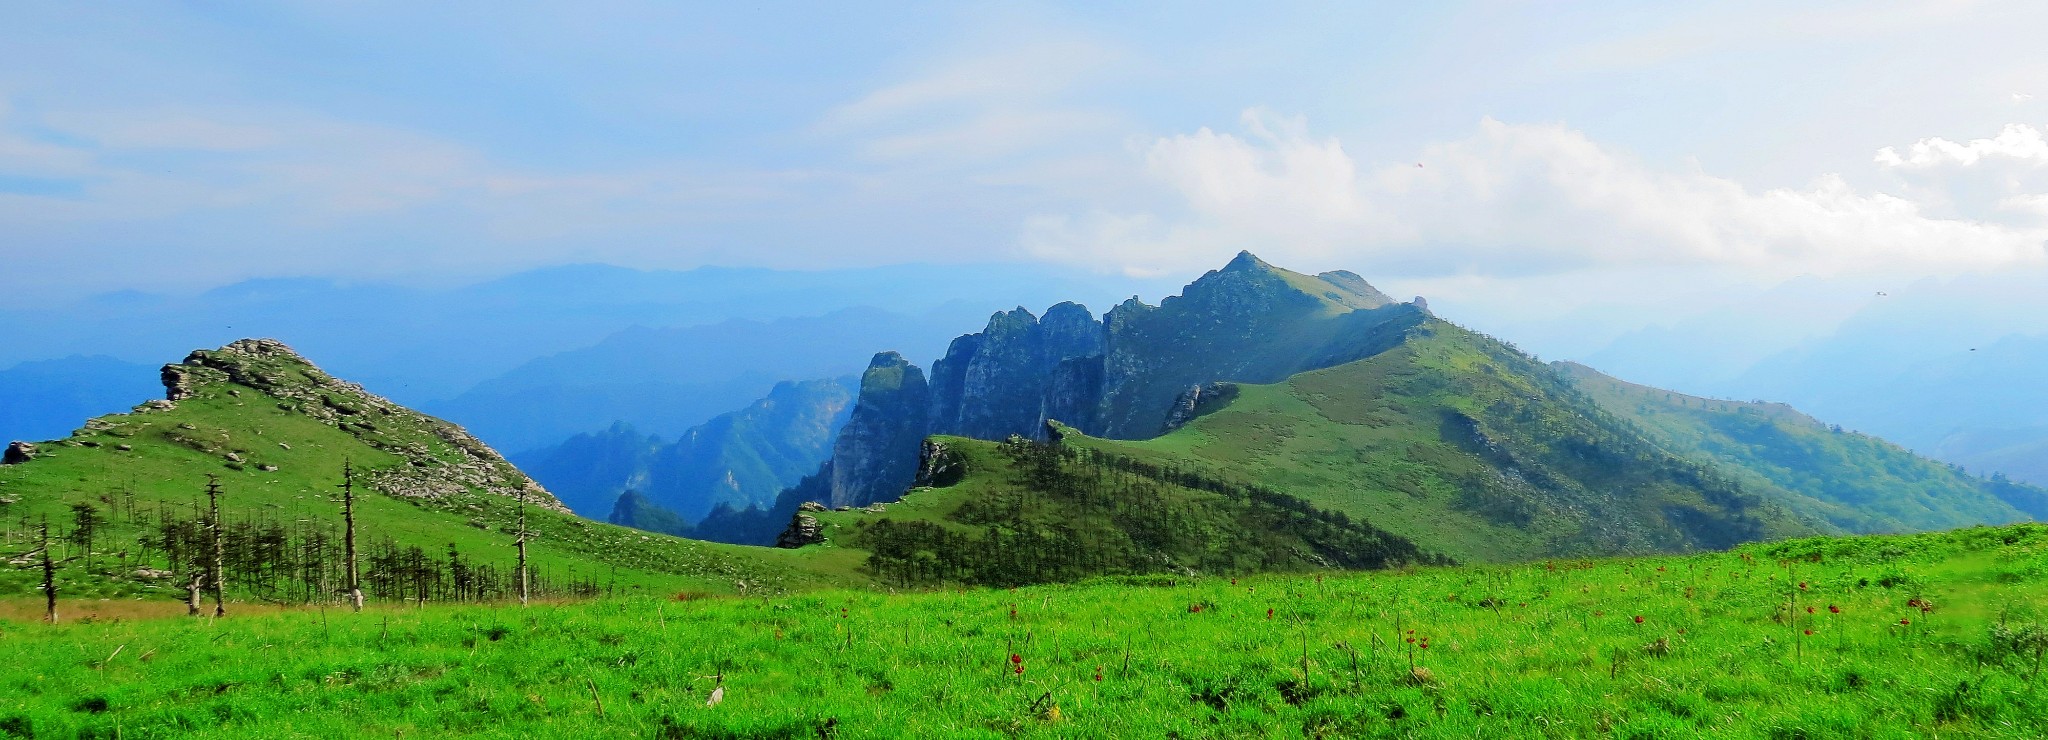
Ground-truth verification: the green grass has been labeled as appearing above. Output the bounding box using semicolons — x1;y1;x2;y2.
0;343;857;602
3;523;2045;737
1079;320;1816;563
1558;361;2048;532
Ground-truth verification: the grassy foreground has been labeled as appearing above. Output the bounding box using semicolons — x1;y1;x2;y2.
5;524;2047;738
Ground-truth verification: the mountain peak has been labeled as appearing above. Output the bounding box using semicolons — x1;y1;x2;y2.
1221;250;1273;273
152;338;563;510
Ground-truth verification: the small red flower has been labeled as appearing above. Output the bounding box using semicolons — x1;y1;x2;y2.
840;608;848;619
1405;637;1415;644
1014;664;1024;676
1900;618;1911;626
1266;608;1274;620
1828;604;1840;614
1093;666;1103;682
1806;606;1815;614
1633;615;1645;624
1803;629;1814;636
1798;581;1808;590
1011;653;1022;665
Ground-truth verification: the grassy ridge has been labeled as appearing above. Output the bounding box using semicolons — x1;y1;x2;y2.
0;342;856;603
1558;361;2048;531
3;523;2044;737
1078;319;1814;563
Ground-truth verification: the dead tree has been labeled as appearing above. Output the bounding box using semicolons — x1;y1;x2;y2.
206;475;227;617
517;486;530;606
340;460;364;612
37;516;56;623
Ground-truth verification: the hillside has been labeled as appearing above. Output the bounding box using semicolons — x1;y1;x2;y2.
1062;319;1821;563
516;377;855;521
1557;361;2048;529
0;340;851;606
791;435;1444;587
8;521;2045;737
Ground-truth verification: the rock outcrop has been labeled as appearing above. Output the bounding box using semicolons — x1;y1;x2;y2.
2;441;35;465
828;353;930;507
816;251;1423;509
913;438;967;488
774;501;830;548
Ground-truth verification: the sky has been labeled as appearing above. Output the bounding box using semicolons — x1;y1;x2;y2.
5;0;2048;352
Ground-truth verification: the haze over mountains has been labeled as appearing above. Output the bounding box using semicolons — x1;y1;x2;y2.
580;253;2045;564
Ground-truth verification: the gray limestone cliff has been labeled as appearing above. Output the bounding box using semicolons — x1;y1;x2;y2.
816;252;1424;509
828;352;930;507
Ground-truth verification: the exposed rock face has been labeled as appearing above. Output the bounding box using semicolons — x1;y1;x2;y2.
828;352;930;507
2;441;35;465
1161;382;1238;433
161;338;566;511
815;251;1422;510
775;513;825;548
913;438;967;488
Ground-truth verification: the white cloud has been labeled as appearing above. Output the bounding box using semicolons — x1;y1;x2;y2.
2017;93;2037;102
1024;112;2048;278
1875;123;2048;168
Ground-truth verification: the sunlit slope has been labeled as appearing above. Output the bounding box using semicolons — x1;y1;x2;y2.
1557;361;2048;532
0;340;854;602
796;434;1444;586
1074;319;1821;563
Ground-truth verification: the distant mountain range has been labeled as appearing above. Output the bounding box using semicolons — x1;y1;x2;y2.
668;253;2046;562
0;355;161;443
0;262;1172;446
513;377;856;520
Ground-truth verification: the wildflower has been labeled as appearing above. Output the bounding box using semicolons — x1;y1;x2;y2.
1266;608;1274;620
1806;606;1815;614
1009;605;1017;619
1803;629;1814;636
1828;604;1840;614
840;608;847;619
1798;581;1809;590
1633;615;1645;624
1015;664;1024;676
1406;636;1415;644
1093;666;1103;682
1900;618;1911;626
1011;653;1022;665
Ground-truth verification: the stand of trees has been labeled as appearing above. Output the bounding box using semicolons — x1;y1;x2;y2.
853;438;1448;588
3;470;600;615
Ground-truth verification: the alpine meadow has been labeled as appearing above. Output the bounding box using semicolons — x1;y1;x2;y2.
7;4;2048;738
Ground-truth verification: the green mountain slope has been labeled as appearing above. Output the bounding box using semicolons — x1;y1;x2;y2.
1064;320;1820;563
517;377;855;521
792;435;1445;587
0;340;850;604
1556;361;2048;531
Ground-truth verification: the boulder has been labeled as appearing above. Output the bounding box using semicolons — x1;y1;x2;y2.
2;441;36;465
774;513;825;549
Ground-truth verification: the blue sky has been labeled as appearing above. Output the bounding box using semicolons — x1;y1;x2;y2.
5;0;2048;344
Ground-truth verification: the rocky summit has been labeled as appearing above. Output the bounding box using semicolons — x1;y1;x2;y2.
158;338;562;510
818;251;1426;509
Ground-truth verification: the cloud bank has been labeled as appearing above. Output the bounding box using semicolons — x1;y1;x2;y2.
1024;110;2048;279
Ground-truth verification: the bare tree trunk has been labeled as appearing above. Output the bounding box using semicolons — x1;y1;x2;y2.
207;476;227;618
517;487;530;607
187;573;204;616
341;461;363;612
38;517;57;624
